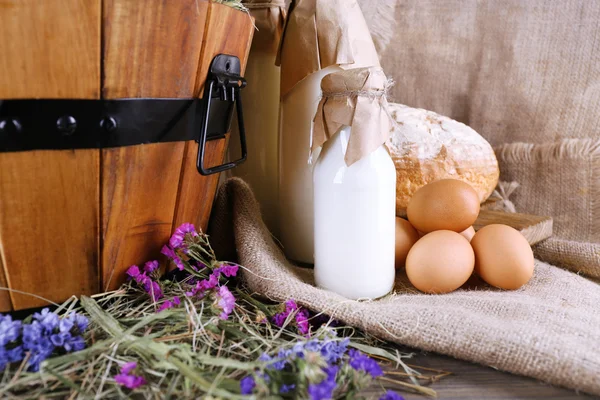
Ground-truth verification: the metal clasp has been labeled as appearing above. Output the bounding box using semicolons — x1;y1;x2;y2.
196;54;247;176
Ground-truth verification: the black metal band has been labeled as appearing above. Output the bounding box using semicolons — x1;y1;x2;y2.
0;98;209;152
0;54;247;176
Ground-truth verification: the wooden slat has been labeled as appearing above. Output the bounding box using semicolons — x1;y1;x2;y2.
172;2;254;249
474;210;553;245
0;0;101;310
101;0;210;290
0;259;12;313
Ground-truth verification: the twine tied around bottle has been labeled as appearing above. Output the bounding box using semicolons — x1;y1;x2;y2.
312;67;394;166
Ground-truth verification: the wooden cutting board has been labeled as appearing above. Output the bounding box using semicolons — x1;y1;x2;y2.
474;210;553;245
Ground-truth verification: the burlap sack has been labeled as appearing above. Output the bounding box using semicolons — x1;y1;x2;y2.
494;139;600;277
209;178;600;396
357;0;600;274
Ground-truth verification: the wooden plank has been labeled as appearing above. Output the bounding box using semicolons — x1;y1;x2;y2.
101;0;209;290
474;210;553;245
172;2;254;251
0;0;101;310
363;350;594;399
0;259;12;312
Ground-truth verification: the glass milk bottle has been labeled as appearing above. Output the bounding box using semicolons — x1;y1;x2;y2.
312;67;396;300
277;0;380;264
228;0;287;236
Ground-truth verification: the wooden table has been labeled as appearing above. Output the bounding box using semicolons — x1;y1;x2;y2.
365;349;595;399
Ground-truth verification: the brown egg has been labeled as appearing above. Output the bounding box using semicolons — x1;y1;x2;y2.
407;179;480;233
405;230;475;294
395;217;420;268
471;224;534;290
460;226;476;242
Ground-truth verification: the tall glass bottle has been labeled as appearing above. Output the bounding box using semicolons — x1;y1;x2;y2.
277;0;380;263
312;68;396;300
229;0;288;236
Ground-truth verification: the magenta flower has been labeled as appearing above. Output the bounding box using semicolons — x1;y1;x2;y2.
161;245;185;270
214;264;239;278
115;361;146;389
121;361;137;374
216;286;236;320
157;296;181;312
169;223;198;250
126;265;142;281
143;260;159;274
296;309;310;335
272;299;312;335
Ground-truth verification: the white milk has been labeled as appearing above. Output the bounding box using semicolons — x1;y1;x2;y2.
313;126;396;300
229;50;281;236
278;65;341;263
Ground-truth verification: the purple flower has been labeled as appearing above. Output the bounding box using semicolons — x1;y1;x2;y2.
240;375;255;394
186;273;219;297
0;315;22;346
121;361;138;374
161;245;185;270
380;391;405;400
126;265;142;281
22;321;55;371
348;349;383;377
157;296;181;312
169;223;198;250
63;335;86;352
320;338;349;363
33;309;59;333
296;309;310;335
215;264;238;278
143;260;159;274
0;345;24;371
115;374;146;389
272;299;313;335
115;361;146;389
142;278;163;301
280;383;296;394
308;365;338;400
65;313;89;334
216;286;236;320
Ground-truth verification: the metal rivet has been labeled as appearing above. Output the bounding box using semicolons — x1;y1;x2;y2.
0;119;22;134
56;115;77;136
99;116;118;133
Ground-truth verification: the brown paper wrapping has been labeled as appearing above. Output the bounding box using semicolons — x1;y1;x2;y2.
277;0;380;98
243;0;288;53
312;67;392;166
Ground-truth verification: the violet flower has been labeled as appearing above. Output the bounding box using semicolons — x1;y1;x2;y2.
380;390;405;400
240;375;256;394
115;361;146;389
348;349;383;377
308;365;338;400
216;286;236;320
0;315;23;371
21;309;88;371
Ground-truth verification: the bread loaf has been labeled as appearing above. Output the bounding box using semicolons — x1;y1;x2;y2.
386;103;499;215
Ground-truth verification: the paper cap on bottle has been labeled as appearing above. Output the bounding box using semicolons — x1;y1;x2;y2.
312;67;393;166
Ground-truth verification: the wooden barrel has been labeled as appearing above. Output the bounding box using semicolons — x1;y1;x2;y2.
0;0;254;311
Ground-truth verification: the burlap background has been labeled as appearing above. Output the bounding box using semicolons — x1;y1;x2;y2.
209;178;600;396
358;0;600;274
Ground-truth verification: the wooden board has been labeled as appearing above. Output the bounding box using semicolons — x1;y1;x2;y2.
475;210;553;245
0;0;101;310
172;3;254;246
363;350;594;399
101;0;210;290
